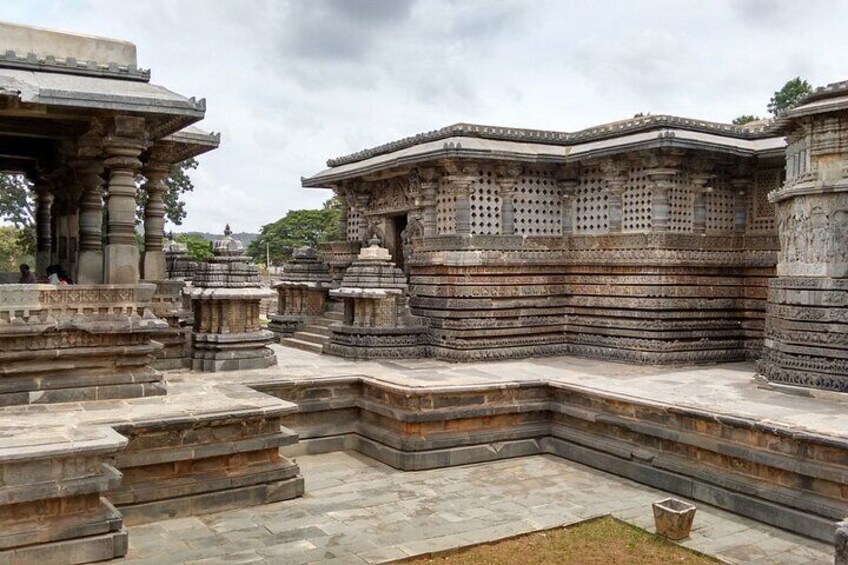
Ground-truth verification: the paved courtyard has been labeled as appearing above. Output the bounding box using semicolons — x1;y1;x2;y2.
123;450;832;565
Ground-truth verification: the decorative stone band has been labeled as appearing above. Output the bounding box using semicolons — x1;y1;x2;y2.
273;281;334;290
0;49;151;81
330;287;403;299
186;287;274;300
0;283;166;332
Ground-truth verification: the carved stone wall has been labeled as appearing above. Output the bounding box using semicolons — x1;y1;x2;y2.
761;81;848;392
514;166;561;235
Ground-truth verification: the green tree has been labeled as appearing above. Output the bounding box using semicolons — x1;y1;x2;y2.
0;174;34;228
247;198;340;266
174;233;214;261
768;77;812;117
0;226;34;271
732;115;762;125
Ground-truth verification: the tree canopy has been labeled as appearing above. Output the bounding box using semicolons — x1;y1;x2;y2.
732;114;761;126
247;198;340;266
174;232;214;261
767;77;812;117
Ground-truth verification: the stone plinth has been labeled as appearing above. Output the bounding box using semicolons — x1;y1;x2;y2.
147;279;192;370
268;246;333;338
326;241;426;359
0;284;167;405
0;425;128;564
189;226;276;371
762;81;848;392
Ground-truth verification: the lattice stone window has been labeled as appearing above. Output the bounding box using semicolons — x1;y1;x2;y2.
436;186;456;234
749;169;779;232
470;169;501;235
574;167;608;234
705;180;735;232
623;167;651;232
513;167;561;235
346;208;362;241
669;171;693;232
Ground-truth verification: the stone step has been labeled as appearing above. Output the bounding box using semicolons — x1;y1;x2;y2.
309;317;341;329
303;325;332;337
280;337;324;354
292;331;329;346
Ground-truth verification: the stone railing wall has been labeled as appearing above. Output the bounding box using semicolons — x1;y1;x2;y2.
0;284;167;404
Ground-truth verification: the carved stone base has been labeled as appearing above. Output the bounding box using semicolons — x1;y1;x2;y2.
761;277;848;392
325;326;428;359
191;331;277;372
267;313;305;338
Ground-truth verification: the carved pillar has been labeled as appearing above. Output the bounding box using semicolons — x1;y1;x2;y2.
103;118;147;284
691;175;711;235
731;177;752;233
352;190;371;242
34;183;54;276
496;164;521;235
602;159;628;233
338;204;348;239
76;160;105;284
454;174;474;235
557;169;579;235
420;167;439;238
646;169;675;232
141;160;171;280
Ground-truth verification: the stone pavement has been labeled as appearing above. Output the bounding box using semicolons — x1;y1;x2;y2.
173;344;848;441
123;451;832;565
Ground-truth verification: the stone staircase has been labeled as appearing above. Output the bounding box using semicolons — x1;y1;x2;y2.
280;301;344;354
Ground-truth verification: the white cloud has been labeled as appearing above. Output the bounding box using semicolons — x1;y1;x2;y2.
2;0;847;233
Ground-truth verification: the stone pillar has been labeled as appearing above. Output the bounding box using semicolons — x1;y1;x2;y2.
34;186;53;276
103;125;146;284
691;175;711;235
353;192;370;242
496;164;521;235
837;519;848;565
646;169;675;232
420;167;439;238
556;167;578;235
731;177;751;233
454;179;473;236
338;205;348;239
141;160;171;280
76;160;105;284
601;159;628;233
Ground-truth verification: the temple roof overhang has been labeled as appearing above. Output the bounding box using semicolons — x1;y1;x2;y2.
158;126;221;162
775;80;848;129
302;120;786;188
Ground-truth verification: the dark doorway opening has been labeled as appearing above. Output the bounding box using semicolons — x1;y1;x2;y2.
390;214;407;271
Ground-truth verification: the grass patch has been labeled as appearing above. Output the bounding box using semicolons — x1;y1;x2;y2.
400;516;719;565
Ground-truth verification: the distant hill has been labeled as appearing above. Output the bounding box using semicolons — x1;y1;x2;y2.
176;231;258;245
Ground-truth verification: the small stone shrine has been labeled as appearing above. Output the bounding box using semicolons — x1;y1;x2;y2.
326;237;426;358
268;246;334;338
189;225;277;371
761;80;848;392
164;232;198;281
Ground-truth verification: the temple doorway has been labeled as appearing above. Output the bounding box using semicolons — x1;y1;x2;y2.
386;214;407;271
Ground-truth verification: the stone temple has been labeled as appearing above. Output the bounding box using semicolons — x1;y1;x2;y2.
0;20;847;565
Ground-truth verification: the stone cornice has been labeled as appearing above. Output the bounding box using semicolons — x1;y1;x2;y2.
326;116;780;168
0;49;150;82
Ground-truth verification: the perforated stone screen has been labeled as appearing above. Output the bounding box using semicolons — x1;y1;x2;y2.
623;166;651;232
514;167;561;235
347;209;362;241
575;167;608;234
749;169;779;232
436;184;456;234
669;171;693;232
470;169;501;235
706;178;736;232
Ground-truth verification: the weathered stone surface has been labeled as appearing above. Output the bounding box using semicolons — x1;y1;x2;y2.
189;226;276;371
0;284;167;404
652;498;697;540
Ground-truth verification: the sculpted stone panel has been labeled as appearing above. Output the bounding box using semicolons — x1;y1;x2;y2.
776;192;848;277
470;167;501;235
574;166;608;234
514;166;561;235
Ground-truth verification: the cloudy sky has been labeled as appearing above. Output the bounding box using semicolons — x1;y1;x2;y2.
2;0;846;233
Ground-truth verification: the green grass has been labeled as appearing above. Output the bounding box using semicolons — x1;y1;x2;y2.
400;516;718;565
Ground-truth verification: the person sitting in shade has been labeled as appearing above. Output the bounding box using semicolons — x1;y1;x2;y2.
18;264;36;284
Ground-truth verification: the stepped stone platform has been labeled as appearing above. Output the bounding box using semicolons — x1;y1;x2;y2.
180;344;848;545
0;379;305;564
